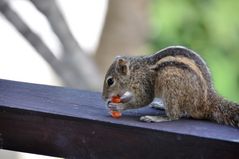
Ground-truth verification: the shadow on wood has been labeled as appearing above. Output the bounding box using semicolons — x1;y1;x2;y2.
0;79;238;159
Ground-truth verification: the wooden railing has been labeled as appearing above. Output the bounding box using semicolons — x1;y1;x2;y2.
0;79;238;159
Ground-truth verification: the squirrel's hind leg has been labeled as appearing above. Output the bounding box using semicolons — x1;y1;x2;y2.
140;115;171;122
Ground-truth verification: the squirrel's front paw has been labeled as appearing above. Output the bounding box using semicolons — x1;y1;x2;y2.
107;103;125;112
140;115;170;123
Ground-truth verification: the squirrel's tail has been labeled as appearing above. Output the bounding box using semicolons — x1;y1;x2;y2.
210;95;239;127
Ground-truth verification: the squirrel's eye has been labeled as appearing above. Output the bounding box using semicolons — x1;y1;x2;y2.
107;77;114;86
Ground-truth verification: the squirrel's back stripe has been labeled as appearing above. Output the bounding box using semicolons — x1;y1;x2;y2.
156;59;207;100
154;61;193;72
149;46;212;89
149;46;209;102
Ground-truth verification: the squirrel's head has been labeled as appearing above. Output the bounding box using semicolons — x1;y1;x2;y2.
102;56;155;111
102;56;131;101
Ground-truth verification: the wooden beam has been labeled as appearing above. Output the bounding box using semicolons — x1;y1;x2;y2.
0;79;238;159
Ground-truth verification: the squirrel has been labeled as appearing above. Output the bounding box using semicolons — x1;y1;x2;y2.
102;46;239;127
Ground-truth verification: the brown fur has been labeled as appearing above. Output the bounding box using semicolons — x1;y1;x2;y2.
102;46;239;127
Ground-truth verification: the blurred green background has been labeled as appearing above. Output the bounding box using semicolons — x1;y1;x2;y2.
149;0;239;102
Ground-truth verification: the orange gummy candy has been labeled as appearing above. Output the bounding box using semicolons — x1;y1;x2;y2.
111;96;121;103
110;111;122;118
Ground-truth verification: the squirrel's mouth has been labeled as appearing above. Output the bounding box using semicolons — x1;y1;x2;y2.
105;91;133;111
107;91;133;104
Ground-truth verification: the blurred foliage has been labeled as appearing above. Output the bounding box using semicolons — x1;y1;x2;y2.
149;0;239;102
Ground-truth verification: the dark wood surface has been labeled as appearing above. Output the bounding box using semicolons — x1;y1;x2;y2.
0;79;238;159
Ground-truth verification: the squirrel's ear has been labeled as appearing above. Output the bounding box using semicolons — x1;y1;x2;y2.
116;57;129;75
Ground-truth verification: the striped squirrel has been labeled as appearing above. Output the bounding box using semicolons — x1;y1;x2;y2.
102;46;239;127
